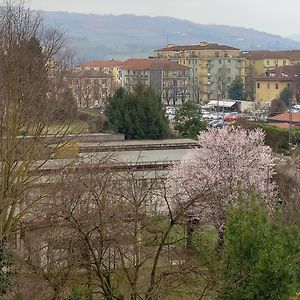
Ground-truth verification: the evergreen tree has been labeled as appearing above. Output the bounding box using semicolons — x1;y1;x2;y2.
280;86;293;107
228;76;245;100
174;101;206;139
220;199;300;300
105;85;169;139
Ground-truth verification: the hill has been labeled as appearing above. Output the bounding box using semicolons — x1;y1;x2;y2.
42;12;300;60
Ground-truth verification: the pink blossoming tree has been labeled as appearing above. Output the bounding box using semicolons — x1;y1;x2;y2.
167;126;277;244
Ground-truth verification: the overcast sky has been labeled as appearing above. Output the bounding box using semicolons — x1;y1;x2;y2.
30;0;299;37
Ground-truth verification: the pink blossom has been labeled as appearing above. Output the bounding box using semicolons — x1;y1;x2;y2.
167;126;277;227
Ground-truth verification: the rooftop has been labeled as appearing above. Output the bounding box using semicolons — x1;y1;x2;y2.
70;69;111;79
120;59;190;71
78;60;122;69
268;112;300;123
256;65;300;81
155;43;239;52
241;50;300;60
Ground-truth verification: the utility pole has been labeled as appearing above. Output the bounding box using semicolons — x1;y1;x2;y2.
288;97;293;151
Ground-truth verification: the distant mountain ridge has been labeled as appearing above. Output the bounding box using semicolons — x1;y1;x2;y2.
41;11;300;60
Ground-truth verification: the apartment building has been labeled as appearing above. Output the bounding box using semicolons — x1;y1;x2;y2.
242;50;300;75
154;42;246;101
255;65;300;102
120;59;190;106
69;69;113;108
78;59;122;86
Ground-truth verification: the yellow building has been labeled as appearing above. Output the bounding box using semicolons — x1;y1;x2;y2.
255;65;300;102
242;50;300;76
154;42;245;101
77;60;122;87
255;78;291;103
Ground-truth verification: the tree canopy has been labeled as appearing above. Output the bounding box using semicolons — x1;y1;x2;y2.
174;101;206;139
220;199;300;300
105;85;169;139
280;86;293;106
228;76;245;100
167;127;276;238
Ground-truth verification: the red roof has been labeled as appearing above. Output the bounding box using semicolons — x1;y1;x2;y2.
79;60;122;68
256;65;300;81
241;50;300;60
268;112;300;123
269;122;300;129
155;43;239;52
120;59;190;71
70;69;111;79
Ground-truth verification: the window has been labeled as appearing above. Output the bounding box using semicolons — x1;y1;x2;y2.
283;60;286;66
215;52;220;58
219;60;222;64
267;83;270;89
257;82;260;89
266;60;270;65
275;83;279;89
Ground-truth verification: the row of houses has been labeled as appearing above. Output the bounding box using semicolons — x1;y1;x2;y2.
68;43;300;108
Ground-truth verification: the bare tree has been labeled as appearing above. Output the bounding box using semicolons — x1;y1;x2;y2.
0;0;69;250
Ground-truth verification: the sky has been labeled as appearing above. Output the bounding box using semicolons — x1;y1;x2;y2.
30;0;299;37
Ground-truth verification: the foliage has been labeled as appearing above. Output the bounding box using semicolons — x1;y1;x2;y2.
77;108;104;133
167;127;276;233
270;98;287;115
219;199;300;300
0;247;15;299
52;87;78;122
237;120;300;153
280;86;294;106
174;101;206;139
105;85;169;139
68;286;93;300
228;76;245;100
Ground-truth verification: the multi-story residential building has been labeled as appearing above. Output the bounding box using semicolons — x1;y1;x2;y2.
77;60;122;87
242;50;300;75
120;59;190;105
255;65;300;102
154;42;246;101
69;69;113;108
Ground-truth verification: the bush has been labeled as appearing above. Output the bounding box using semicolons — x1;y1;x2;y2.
237;120;300;153
78;108;104;133
68;286;92;300
219;198;300;300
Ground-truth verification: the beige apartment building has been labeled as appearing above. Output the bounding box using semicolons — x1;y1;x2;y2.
120;59;190;105
69;69;113;109
154;42;246;101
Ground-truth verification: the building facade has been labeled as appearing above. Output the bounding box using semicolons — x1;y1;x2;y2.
69;69;113;108
154;42;246;102
242;50;300;77
255;65;300;102
77;60;122;87
120;59;190;106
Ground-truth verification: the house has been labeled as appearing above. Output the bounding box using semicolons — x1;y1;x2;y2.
255;65;300;103
154;42;246;102
69;69;112;108
120;58;190;106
